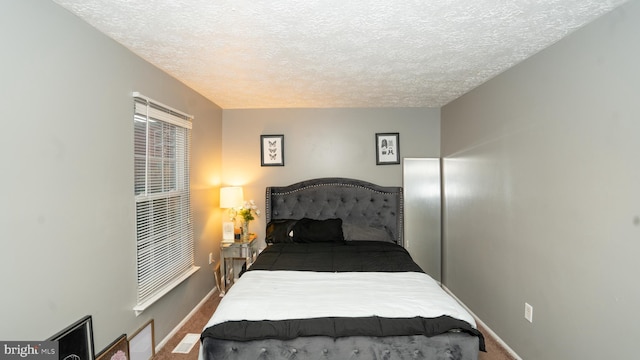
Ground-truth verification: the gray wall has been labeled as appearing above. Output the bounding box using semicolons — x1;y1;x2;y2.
441;1;640;359
221;108;440;248
0;0;223;351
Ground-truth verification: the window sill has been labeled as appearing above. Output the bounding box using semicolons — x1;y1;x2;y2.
133;266;200;316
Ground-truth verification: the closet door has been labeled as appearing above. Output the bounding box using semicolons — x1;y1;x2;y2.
403;158;441;282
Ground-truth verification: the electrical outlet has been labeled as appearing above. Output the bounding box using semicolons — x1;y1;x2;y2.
209;253;214;264
524;302;533;323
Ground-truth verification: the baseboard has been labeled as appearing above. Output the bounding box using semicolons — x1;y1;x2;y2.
441;285;523;360
155;288;218;352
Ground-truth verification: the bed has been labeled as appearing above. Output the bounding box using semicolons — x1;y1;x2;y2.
201;178;484;360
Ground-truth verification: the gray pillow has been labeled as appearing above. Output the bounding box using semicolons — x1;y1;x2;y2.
342;223;394;242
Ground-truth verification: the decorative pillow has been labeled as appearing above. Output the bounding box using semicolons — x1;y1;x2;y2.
342;223;394;242
291;218;344;243
265;219;298;244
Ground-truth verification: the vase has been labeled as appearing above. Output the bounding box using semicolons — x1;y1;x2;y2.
241;220;250;241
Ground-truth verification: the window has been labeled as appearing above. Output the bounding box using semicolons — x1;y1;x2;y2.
132;93;198;314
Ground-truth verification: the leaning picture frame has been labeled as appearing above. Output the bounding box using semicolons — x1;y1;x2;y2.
48;315;95;360
260;134;284;166
96;334;129;360
213;262;223;296
128;320;155;360
375;133;400;165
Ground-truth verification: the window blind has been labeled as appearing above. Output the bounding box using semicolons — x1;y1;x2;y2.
133;93;196;313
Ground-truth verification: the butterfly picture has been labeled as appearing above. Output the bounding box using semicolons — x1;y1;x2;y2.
261;135;284;166
375;133;400;165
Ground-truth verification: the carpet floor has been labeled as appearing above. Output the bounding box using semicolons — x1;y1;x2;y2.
153;291;515;360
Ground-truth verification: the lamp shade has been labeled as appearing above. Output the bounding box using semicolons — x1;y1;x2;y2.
220;186;243;208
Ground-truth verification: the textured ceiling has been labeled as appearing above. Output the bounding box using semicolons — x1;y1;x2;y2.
53;0;627;109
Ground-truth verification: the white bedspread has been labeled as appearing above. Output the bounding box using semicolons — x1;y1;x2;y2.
204;270;476;330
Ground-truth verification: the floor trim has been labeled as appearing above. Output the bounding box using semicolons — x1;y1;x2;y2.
441;285;523;360
155;288;217;352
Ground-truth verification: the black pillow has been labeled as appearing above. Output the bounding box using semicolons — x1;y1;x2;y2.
291;218;344;243
265;219;298;244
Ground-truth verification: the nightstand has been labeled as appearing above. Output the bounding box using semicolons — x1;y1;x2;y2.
220;234;258;295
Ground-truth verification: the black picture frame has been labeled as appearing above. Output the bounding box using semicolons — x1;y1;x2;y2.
96;334;129;360
260;134;285;166
375;133;400;165
48;315;95;360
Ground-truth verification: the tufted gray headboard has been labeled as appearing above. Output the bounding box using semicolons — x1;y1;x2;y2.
266;178;404;247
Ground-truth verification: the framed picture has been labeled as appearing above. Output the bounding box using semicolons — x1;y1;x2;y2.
48;315;95;360
128;320;155;360
222;221;234;241
260;134;284;166
375;133;400;165
96;334;129;360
